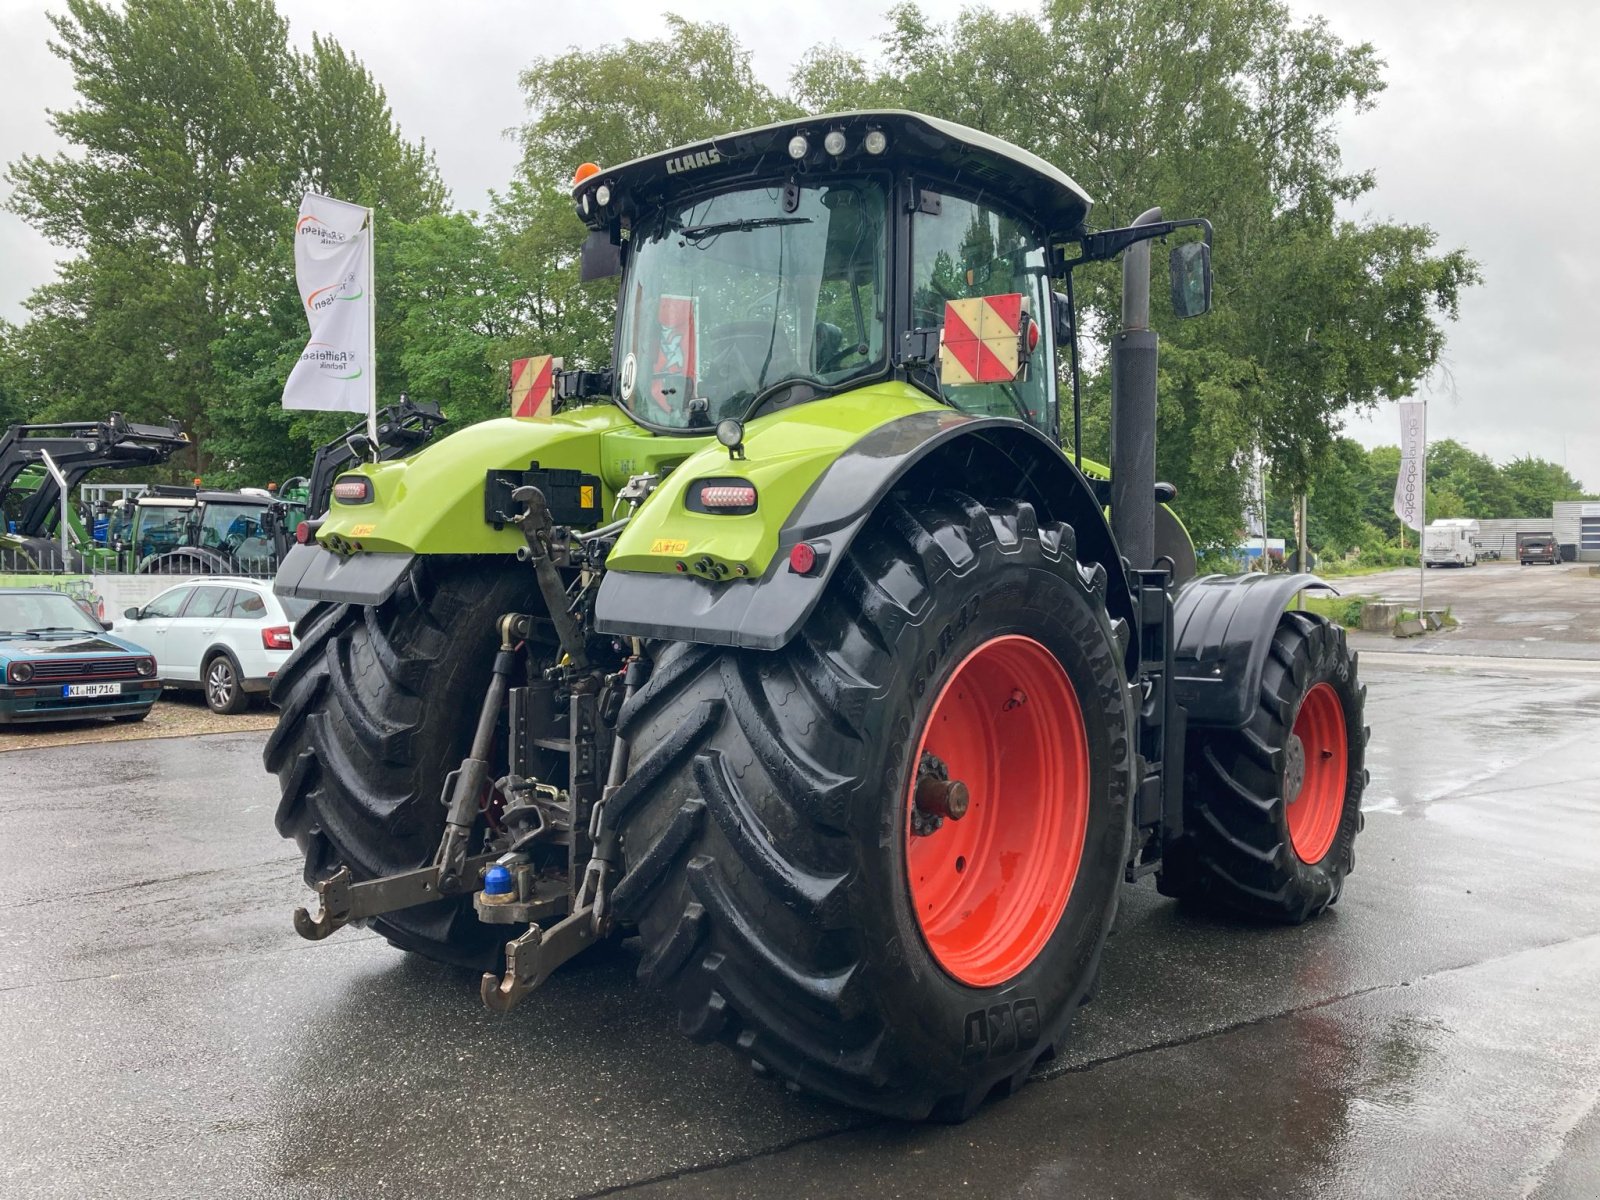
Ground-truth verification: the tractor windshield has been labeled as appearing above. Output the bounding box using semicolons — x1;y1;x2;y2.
617;180;887;431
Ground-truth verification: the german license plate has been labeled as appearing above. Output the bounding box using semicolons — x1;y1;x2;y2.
63;682;121;698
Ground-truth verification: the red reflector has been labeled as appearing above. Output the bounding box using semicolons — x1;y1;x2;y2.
1026;321;1040;352
295;521;311;545
789;542;818;575
332;477;371;502
700;484;757;508
262;625;293;650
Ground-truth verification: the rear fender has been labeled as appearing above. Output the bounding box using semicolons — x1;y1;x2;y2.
1172;572;1335;729
595;412;1136;655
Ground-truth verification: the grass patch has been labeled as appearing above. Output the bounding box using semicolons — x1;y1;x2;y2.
1298;594;1366;628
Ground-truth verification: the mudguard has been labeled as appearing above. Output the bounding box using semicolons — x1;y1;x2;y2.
274;542;416;607
1171;572;1335;728
595;410;1135;652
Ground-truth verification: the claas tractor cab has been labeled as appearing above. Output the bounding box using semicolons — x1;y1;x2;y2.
270;111;1366;1121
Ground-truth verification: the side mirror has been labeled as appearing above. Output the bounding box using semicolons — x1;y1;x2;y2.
1051;291;1074;343
1169;241;1212;318
579;230;622;282
123;607;141;621
100;620;113;632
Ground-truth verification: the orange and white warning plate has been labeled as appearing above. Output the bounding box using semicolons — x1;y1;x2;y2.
941;294;1025;386
510;354;562;419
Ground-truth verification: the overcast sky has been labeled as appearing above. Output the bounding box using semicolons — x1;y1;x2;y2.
1;0;1596;487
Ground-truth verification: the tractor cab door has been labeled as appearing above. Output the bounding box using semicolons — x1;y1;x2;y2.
909;190;1056;438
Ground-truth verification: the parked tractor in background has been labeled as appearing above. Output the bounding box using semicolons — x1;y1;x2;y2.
103;399;448;575
0;413;190;571
268;111;1368;1121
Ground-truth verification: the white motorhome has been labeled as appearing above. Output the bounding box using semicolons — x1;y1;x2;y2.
1424;519;1479;567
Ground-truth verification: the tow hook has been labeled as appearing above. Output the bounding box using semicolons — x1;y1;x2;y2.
911;751;969;837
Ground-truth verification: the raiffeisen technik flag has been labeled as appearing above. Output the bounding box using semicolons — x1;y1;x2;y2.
1393;399;1426;533
283;193;372;413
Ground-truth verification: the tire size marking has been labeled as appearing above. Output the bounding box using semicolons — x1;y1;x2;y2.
914;595;983;698
961;998;1040;1063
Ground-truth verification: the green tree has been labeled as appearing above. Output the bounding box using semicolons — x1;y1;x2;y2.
495;18;802;378
1501;455;1588;515
4;0;444;477
796;0;1478;547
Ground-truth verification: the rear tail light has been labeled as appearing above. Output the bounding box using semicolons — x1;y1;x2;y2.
262;626;293;650
688;479;758;514
701;485;757;507
295;521;310;544
331;476;373;504
789;542;820;575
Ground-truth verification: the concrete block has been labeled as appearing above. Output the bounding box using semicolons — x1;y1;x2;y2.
1394;618;1427;638
1360;601;1402;632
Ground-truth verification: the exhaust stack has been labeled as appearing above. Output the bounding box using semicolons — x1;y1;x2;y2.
1109;207;1163;574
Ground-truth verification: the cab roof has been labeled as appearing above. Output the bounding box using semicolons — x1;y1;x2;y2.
574;110;1094;239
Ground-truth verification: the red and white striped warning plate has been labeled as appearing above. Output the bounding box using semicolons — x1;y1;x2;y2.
941;294;1025;386
510;354;559;419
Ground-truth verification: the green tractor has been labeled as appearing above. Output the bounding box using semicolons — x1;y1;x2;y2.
270;111;1367;1120
0;412;190;571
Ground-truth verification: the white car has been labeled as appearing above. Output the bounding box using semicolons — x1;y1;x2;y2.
116;578;309;713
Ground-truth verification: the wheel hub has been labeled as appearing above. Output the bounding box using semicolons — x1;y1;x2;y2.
911;751;969;835
1284;733;1306;805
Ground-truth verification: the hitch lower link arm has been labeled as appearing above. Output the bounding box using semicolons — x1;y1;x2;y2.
291;614;531;943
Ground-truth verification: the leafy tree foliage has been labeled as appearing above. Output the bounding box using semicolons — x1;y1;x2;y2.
1268;435;1591;561
2;0;1486;542
794;0;1479;546
3;0;445;481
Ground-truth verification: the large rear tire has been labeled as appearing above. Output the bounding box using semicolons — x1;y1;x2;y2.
610;491;1134;1120
1159;610;1367;922
264;558;534;969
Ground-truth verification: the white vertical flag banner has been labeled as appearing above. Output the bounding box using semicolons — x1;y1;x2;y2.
1393;399;1426;533
283;193;373;413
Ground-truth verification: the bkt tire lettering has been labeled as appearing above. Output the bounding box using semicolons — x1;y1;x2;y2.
962;998;1041;1063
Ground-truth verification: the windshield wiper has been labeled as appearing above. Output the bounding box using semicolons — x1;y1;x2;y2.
677;216;812;243
33;626;94;634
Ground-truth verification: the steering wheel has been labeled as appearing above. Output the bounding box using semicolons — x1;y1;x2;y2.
699;320;794;398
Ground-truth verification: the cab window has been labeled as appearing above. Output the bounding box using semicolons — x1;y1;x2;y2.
911;193;1054;433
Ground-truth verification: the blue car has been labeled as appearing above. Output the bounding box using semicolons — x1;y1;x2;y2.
0;587;162;725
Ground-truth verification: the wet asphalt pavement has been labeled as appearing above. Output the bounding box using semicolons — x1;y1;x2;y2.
3;648;1600;1197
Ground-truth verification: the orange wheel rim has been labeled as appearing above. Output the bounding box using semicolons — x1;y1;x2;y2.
905;635;1090;988
1286;681;1348;864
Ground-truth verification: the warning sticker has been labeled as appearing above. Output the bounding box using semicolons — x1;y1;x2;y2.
580;485;595;508
349;524;377;537
649;538;689;555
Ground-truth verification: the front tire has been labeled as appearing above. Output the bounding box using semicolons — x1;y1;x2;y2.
1160;611;1367;922
611;492;1134;1119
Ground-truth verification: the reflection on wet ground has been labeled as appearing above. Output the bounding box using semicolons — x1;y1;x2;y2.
1;657;1598;1198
